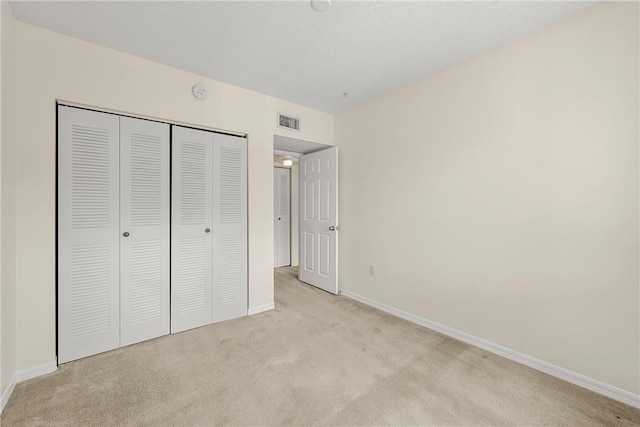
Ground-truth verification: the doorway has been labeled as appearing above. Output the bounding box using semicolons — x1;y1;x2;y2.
273;135;339;294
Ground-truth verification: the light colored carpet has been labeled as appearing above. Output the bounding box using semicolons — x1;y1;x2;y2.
2;266;639;426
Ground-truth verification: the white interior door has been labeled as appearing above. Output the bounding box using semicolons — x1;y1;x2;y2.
274;167;291;268
298;147;338;294
119;117;170;346
212;133;248;322
58;106;120;363
171;126;213;333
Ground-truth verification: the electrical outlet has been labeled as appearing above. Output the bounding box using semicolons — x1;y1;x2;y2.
369;265;375;276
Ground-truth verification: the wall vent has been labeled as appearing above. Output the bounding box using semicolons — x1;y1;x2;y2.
278;113;300;132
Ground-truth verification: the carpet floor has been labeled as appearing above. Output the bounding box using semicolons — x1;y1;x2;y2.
2;266;639;426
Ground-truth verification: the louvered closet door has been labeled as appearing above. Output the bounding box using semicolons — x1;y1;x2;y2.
120;117;170;346
58;106;120;363
212;133;247;322
171;126;214;333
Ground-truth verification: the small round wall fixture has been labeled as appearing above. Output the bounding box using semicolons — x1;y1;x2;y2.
192;85;207;100
311;0;331;12
282;157;293;167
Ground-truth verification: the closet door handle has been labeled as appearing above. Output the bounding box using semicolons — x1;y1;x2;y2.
122;232;130;237
205;228;211;233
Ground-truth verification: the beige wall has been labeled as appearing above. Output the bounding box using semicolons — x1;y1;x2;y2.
15;22;333;371
335;1;639;395
0;0;17;402
8;0;638;400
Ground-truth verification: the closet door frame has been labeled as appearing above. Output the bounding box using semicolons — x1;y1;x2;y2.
57;103;250;362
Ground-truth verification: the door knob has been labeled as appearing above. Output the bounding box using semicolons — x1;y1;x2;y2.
122;232;130;237
205;228;211;233
329;226;340;231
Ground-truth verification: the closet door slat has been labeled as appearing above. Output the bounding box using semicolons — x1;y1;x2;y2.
171;126;214;333
212;133;248;323
120;117;170;346
58;106;120;363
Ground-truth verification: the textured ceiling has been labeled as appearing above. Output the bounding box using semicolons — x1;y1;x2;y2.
10;1;598;113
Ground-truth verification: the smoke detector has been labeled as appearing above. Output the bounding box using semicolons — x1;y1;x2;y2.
192;85;207;100
311;0;331;12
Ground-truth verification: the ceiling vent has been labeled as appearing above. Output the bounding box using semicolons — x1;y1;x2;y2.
278;113;300;132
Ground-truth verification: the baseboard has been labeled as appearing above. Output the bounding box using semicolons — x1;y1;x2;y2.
339;288;640;409
16;360;57;383
0;372;17;415
248;302;275;316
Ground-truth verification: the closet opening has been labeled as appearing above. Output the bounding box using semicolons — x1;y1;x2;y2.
56;103;248;364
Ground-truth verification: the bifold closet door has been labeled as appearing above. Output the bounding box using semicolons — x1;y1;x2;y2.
119;117;170;346
171;128;247;330
58;106;120;363
59;107;170;363
171;126;214;333
212;134;247;322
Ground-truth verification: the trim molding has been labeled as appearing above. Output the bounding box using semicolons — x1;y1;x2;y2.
274;149;302;158
57;101;247;138
339;288;640;409
248;302;275;316
0;372;17;414
1;360;58;414
16;360;57;383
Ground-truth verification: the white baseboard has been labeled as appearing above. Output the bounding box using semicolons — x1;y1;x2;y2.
0;360;57;415
0;372;17;415
16;360;57;383
339;288;640;409
248;302;275;316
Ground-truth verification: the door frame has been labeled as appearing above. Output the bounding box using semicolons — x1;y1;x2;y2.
272;139;337;285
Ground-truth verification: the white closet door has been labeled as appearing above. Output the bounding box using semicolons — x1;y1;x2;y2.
274;167;291;267
212;133;248;323
58;106;120;363
120;117;170;346
171;126;214;333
